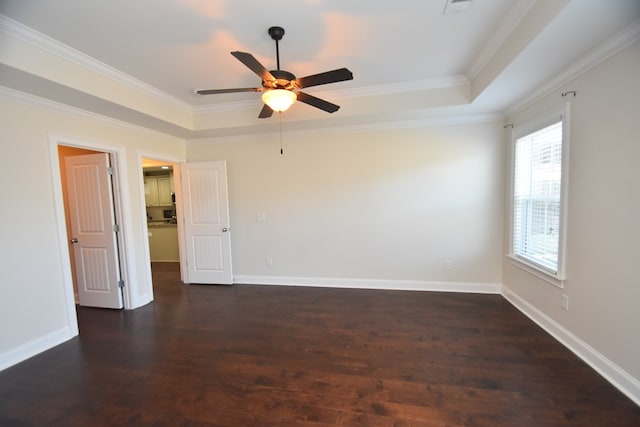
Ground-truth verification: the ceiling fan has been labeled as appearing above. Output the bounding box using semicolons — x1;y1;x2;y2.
195;26;353;118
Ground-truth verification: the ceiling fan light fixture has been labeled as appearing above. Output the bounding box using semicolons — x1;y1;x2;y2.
262;89;297;112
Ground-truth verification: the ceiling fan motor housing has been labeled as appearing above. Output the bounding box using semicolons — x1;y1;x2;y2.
265;69;297;90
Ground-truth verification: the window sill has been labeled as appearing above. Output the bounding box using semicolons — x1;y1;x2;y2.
507;255;565;288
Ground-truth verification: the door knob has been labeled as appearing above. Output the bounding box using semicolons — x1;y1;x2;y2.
222;227;229;232
70;238;78;243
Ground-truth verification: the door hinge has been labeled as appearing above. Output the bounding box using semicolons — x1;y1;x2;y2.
117;280;125;289
113;224;120;232
107;166;114;176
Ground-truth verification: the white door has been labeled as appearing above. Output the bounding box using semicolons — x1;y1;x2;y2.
65;153;123;308
181;161;233;284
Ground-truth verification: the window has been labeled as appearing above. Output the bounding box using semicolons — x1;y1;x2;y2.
509;106;569;285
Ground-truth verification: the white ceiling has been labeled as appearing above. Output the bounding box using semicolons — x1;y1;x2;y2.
1;0;639;138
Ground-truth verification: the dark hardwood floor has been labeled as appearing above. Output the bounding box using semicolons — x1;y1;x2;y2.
1;263;638;426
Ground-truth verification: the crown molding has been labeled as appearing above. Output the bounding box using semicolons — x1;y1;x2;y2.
335;75;469;99
505;18;640;118
0;15;192;114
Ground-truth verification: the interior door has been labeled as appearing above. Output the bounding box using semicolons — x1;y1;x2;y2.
181;161;233;284
65;153;123;308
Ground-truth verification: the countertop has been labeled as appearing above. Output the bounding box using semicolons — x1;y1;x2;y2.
148;221;177;228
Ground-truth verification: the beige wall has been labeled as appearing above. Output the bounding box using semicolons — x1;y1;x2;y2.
187;121;506;287
503;41;640;381
0;95;186;368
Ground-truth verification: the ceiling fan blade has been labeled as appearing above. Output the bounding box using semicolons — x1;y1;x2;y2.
258;104;274;119
231;51;275;82
196;87;262;95
296;68;353;89
297;92;340;113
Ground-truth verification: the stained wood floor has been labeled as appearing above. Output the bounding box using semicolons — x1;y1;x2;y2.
1;263;638;426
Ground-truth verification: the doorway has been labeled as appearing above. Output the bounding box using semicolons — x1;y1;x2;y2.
139;154;184;290
58;145;125;309
141;158;183;289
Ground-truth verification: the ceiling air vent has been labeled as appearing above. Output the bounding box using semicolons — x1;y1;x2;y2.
443;0;472;15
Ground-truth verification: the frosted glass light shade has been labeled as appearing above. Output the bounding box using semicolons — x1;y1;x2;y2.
261;89;297;112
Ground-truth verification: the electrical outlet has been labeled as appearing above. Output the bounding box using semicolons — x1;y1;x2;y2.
561;294;569;311
265;256;273;267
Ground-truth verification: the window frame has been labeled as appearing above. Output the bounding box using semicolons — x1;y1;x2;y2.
507;103;570;288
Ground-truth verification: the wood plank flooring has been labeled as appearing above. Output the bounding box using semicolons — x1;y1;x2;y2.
1;262;638;426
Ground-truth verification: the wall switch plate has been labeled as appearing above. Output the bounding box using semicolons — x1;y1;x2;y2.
561;294;569;311
256;212;266;222
265;257;273;267
442;259;453;271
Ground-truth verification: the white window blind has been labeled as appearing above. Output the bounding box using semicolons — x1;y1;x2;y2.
513;121;563;274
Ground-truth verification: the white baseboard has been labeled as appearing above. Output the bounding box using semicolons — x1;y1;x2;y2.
234;275;501;294
501;285;640;407
0;327;76;372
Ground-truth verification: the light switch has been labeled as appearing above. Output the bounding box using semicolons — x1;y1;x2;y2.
256;211;266;222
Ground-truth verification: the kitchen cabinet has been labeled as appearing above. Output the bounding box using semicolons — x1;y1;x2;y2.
144;174;173;206
157;176;173;205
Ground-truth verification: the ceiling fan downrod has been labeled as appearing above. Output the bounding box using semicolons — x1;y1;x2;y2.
268;26;285;70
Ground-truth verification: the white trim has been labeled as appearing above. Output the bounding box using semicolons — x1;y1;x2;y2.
501;286;640;407
303;75;469;100
233;275;501;294
508;104;570;286
48;133;149;310
0;327;74;372
136;150;186;301
47;138;80;337
507;255;564;288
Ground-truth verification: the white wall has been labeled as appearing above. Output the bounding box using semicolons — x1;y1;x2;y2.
503;41;640;390
0;92;186;369
187;121;505;290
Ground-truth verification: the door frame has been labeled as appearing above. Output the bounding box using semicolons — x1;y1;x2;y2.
49;134;131;333
136;150;185;292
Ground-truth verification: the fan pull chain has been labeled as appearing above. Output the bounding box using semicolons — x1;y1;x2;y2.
279;112;284;155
